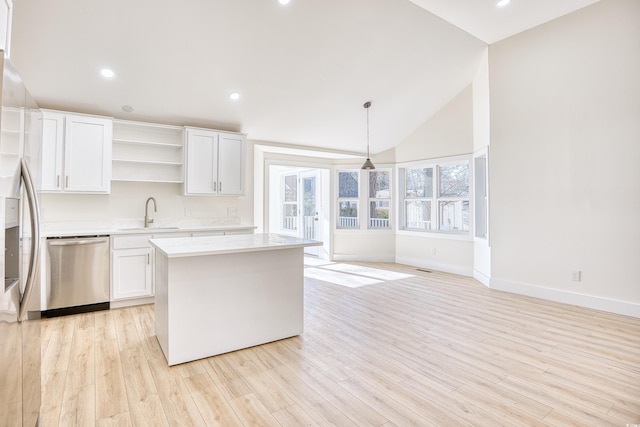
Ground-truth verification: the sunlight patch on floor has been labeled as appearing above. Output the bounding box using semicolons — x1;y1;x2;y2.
304;267;382;288
321;263;414;281
303;257;335;267
303;257;414;288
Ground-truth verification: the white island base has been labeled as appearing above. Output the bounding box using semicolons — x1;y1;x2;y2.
151;233;320;366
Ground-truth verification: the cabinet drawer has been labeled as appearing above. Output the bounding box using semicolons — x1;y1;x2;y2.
112;234;153;249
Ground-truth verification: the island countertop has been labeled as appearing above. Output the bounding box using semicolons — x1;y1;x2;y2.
149;232;322;258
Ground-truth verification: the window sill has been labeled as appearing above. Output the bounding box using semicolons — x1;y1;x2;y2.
396;229;473;241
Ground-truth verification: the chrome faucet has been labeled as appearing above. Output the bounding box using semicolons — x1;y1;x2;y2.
144;197;157;228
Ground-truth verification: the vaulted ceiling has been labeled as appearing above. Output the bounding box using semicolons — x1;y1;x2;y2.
10;0;599;155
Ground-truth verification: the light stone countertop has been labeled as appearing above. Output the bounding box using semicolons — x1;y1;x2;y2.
150;233;322;258
41;219;255;238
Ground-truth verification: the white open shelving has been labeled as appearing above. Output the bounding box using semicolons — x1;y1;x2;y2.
111;119;184;183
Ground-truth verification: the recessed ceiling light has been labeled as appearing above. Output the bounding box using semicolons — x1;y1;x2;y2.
100;68;115;79
279;0;290;5
496;0;511;7
229;91;241;101
122;105;134;113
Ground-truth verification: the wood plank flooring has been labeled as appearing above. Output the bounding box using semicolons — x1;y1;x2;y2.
40;261;640;426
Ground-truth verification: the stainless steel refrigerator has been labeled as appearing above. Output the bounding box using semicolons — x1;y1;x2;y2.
0;51;42;427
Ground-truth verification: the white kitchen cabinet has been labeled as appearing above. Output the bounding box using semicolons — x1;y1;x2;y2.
111;234;154;301
0;0;12;55
41;110;112;193
184;127;245;196
112;247;153;300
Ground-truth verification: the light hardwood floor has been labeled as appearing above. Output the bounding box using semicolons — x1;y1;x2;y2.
40;261;640;426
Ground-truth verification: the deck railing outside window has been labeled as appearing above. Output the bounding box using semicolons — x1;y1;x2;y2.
338;216;358;228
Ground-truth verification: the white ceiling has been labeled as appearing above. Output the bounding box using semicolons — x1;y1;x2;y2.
10;0;599;156
408;0;601;44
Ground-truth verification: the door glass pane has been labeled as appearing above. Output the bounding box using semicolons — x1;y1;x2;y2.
303;177;316;217
338;201;358;228
438;200;469;232
338;171;358;198
439;164;469;197
283;204;297;230
284;175;297;202
405;200;431;230
303;177;317;240
405;168;433;198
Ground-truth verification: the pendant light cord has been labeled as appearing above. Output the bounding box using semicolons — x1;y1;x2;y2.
361;101;375;170
366;105;370;158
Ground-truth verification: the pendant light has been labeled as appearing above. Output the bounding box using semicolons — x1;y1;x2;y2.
361;101;375;170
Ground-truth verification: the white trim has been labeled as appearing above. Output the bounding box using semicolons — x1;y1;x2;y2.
395;256;473;277
396;229;473;241
332;254;395;263
490;278;640;319
473;268;491;287
110;296;155;309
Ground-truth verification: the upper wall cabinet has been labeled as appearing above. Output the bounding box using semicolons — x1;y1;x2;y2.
41;110;112;194
184;127;246;196
0;0;13;55
111;119;184;184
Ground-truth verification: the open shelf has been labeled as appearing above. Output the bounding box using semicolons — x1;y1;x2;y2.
111;120;184;183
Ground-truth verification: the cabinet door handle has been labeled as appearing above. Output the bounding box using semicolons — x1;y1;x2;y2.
213;181;217;191
147;253;150;265
219;182;222;192
65;176;69;188
56;175;60;188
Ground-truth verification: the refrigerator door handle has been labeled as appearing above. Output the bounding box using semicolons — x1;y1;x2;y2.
19;159;41;321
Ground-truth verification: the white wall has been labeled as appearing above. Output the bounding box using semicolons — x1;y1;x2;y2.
395;85;474;162
488;0;640;316
394;85;474;275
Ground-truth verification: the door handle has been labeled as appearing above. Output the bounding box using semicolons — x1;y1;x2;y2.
48;239;105;246
19;159;41;321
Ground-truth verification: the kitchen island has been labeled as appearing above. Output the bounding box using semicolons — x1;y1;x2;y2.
150;233;321;365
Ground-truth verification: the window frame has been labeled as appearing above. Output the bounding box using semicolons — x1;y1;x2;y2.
398;155;472;238
281;173;298;232
336;169;360;229
367;169;392;230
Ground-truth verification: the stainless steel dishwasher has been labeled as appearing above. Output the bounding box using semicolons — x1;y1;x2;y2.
45;235;110;316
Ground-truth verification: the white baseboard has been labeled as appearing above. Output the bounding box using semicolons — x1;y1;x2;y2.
394;256;473;277
110;296;154;309
473;269;491;287
491;278;640;319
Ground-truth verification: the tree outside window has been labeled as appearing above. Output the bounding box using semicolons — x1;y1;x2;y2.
337;171;359;228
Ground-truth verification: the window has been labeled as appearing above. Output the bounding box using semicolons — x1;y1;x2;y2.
438;163;469;232
368;170;390;229
400;159;470;233
474;154;488;239
404;167;433;230
282;174;297;230
337;171;359;229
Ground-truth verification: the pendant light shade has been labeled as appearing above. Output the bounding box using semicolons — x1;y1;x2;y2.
361;101;375;170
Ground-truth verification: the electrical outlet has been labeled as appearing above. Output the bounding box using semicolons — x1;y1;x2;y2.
431;248;437;255
184;208;192;217
571;270;582;282
227;207;238;217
